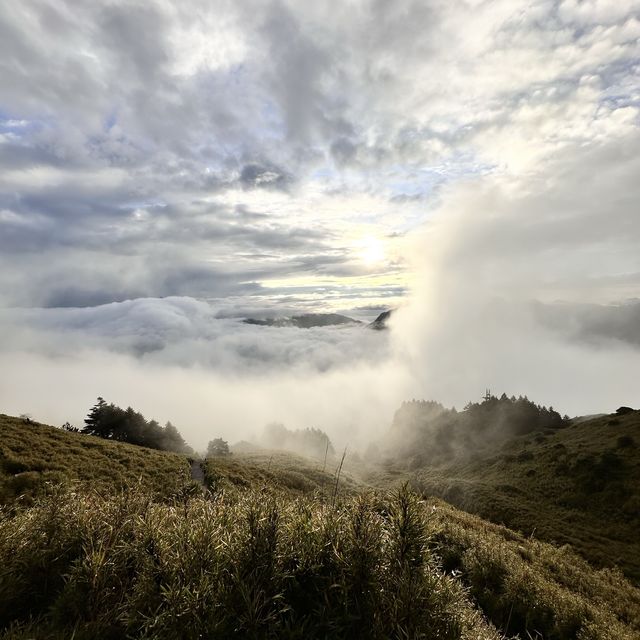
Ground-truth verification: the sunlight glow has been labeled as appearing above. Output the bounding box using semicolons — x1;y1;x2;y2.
357;235;386;266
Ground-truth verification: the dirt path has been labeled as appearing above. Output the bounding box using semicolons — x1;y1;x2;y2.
190;459;205;485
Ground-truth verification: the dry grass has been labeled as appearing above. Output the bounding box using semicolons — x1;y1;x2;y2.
428;499;640;639
2;413;640;639
0;414;190;504
0;485;501;640
202;449;361;495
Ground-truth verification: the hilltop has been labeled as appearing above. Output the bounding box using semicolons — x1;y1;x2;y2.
373;401;640;582
0;413;190;504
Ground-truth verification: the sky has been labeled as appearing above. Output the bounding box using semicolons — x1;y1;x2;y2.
1;0;639;448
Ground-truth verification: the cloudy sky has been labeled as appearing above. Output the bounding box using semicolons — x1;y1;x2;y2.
1;0;639;446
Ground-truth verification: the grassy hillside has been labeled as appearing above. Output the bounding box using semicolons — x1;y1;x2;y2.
0;415;357;506
1;411;640;638
203;449;360;495
1;485;639;639
0;414;191;504
375;409;640;582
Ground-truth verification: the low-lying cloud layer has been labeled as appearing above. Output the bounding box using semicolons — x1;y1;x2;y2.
0;300;411;449
0;297;390;371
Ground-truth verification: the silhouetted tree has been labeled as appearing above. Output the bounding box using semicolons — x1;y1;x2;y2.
260;423;335;458
82;397;191;453
388;392;566;463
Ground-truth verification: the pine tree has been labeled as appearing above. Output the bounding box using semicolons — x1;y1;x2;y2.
83;397;107;436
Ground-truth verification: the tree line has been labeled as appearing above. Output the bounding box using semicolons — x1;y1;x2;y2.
388;391;569;466
82;397;192;454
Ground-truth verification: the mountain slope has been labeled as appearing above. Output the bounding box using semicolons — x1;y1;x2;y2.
203;449;360;495
376;408;640;582
0;414;190;504
0;414;358;505
1;411;639;638
2;484;639;639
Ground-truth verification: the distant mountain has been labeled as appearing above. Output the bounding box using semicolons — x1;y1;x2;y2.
369;309;392;330
243;313;361;328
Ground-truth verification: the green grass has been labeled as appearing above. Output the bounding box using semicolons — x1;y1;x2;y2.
373;410;640;582
0;414;191;504
203;450;361;495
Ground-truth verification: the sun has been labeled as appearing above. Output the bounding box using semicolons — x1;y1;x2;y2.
357;235;386;266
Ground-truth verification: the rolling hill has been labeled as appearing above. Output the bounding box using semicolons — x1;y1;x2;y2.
1;411;639;639
373;405;640;583
0;413;191;504
0;414;353;506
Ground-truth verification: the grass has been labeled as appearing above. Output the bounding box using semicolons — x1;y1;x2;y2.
1;484;638;639
0;414;191;504
373;409;640;583
0;485;500;640
428;499;640;639
1;412;640;638
202;449;361;495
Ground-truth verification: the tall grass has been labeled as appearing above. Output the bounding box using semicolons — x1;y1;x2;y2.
0;485;500;640
386;409;640;583
428;499;640;639
1;483;638;639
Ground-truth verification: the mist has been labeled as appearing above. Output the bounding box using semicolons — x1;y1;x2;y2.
391;135;640;418
0;303;419;451
2;0;639;453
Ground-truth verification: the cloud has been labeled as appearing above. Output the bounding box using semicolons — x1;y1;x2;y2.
239;163;291;190
0;1;639;444
1;1;638;310
0;296;410;449
0;296;391;371
391;131;640;417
